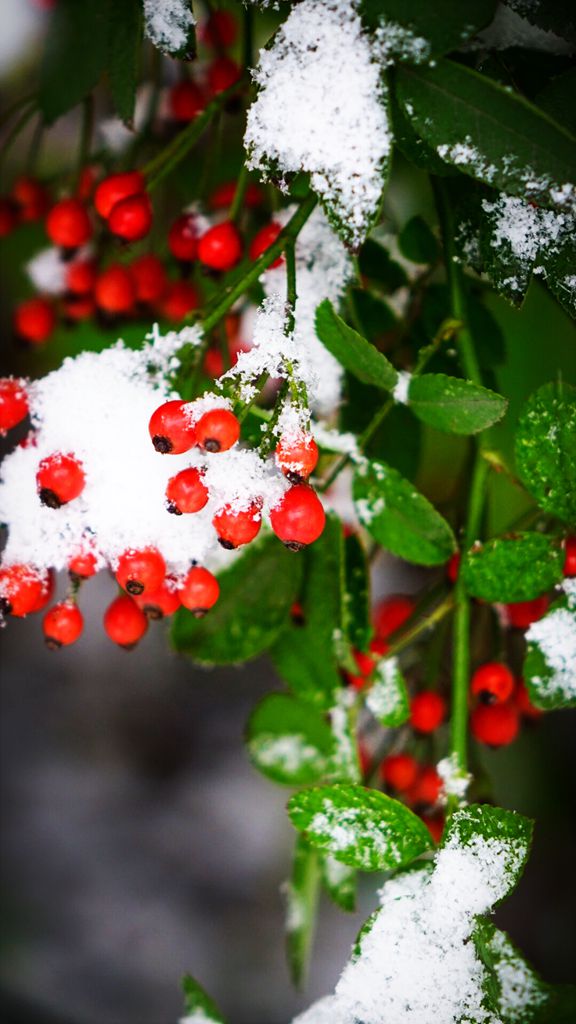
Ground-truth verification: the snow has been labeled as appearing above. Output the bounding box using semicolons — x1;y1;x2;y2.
489;929;547;1021
475;4;573;54
392;370;412;405
481;193;574;292
248;734;321;774
245;0;392;248
437;753;472;804
143;0;195;54
366;658;405;724
372;20;431;65
26;247;68;295
525;580;576;702
329;688;361;781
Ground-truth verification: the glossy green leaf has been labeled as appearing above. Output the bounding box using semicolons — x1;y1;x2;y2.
536;68;576;135
344;534;373;653
360;0;498;59
515;382;576;524
315;300;398;391
246;694;335;786
474;921;549;1024
442;804;533;901
39;0;109;122
524;588;576;710
107;0;142;125
182;974;225;1024
462;532;564;603
285;836;320;988
398;215;439;265
507;0;576;45
358;239;409;289
321;853;357;912
288;784;433;872
408;373;508;434
365;657;410;727
354;459;457;565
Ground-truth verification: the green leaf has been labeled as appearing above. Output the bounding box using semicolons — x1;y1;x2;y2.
524;588;576;710
365;657;410;727
246;694;335;786
536;68;576;136
144;0;196;59
172;535;303;664
358;239;409;289
462;532;564;603
351;289;397;341
396;60;576;209
398;215;439;265
285;836;320;988
515;382;576;524
360;0;498;60
39;0;110;123
344;534;373;653
353;459;457;565
442;804;533;901
408;373;508;435
388;83;453;175
288;783;433;872
505;0;576;45
474;921;549;1024
107;0;142;125
321;853;357;912
315;300;398;391
182;974;225;1024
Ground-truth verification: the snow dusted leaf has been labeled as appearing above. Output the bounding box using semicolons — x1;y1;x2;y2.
288;784;433;872
246;694;335;786
143;0;196;59
360;0;498;61
408;373;508;435
353;459;457;566
245;0;392;249
389;85;453;176
285;836;320;988
321;853;357;912
172;535;303;665
524;581;576;710
40;0;109;123
343;534;372;654
396;59;576;210
515;382;576;524
398;215;439;265
536;67;576;135
442;804;533;902
315;300;398;391
366;656;410;727
181;973;225;1024
462;532;564;603
503;0;576;44
107;0;143;125
474;921;549;1024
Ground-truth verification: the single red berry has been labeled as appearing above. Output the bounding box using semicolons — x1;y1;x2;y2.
43;600;84;649
270;484;326;551
66;259;97;295
129;254;167;304
290;601;305;625
0;197;19;236
168;80;205;122
505;595;549;629
149;400;197;454
28;568;55;613
198;221;242;271
159;281;200;321
76;165;97;202
202;10;238;48
179;566;220;617
204;347;225;379
195;408;240;452
36;452;85;508
168;213;199;262
14;297;56;345
213;502;262;549
134;577;181;619
347;641;385;689
514;679;543;720
12;176;49;221
207;56;241;95
0;378;29;434
94;265;135;314
104;594;148;648
68;546;99;579
373;595;415;640
249;222;283;267
275;432;319;483
563;536;576;577
407;766;442;807
421;814;445;845
166;467;209;514
108;192;152;242
0;564;48;618
447;552;460;583
380;754;418;792
209;181;263;210
471;661;515;704
46;198;92;249
410;691;446;734
94;171;145;220
62;295;95;321
115;546;166;596
471;701;519;747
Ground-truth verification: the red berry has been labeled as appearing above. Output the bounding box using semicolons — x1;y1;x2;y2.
94;265;135;314
410;691;446;734
76;165;97;202
209;181;262;210
169;80;205;122
374;595;415;640
62;295;95;321
14;297;56;345
94;171;145;220
407;766;442;807
104;594;148;648
347;641;385;689
12;176;49;221
149;399;197;454
471;701;519;747
108;192;152;241
195;408;240;452
129;254;167;304
381;754;418;792
43;600;84;649
207;56;241;95
421;814;445;844
166;467;209;514
0;564;48;617
36;452;85;508
213;502;262;549
46;198;92;249
515;679;543;720
505;595;549;629
168;213;199;262
275;432;319;483
115;546;166;596
0;378;29;434
270;484;326;550
159;280;200;322
198;221;242;271
179;566;220;617
28;568;55;613
134;577;181;619
249;222;283;267
471;661;515;704
66;259;97;296
204;347;225;379
68;546;99;579
563;536;576;577
0;197;19;235
447;552;460;583
202;10;238;48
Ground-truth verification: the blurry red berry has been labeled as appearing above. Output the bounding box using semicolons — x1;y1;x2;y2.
108;193;152;241
563;536;576;577
168;213;199;262
407;766;442;807
12;176;49;221
160;281;200;321
198;221;242;271
471;701;519;747
505;595;549;629
410;691;446;734
94;265;135;314
179;566;220;617
46;198;92;248
275;432;319;483
270;485;326;550
515;679;543;719
129;254;167;304
195;407;240;452
94;171;145;219
134;577;182;619
249;222;283;267
422;814;445;844
381;754;418;792
471;661;515;704
115;547;166;596
76;165;97;202
68;546;99;579
169;80;205;121
202;10;238;48
209;181;263;210
447;552;460;583
62;295;95;321
149;400;197;454
43;600;84;649
28;568;55;613
0;564;48;618
166;467;209;514
14;297;56;345
374;595;415;640
66;259;97;295
207;56;241;95
213;502;262;549
36;452;85;508
104;594;148;648
0;378;29;434
0;197;19;235
204;347;225;378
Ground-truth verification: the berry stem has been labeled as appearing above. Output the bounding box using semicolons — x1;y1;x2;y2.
285;237;297;334
74;95;94;193
228;162;250;222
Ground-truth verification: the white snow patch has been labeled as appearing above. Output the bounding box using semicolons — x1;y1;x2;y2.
437;753;472;804
143;0;195;54
392;370;412;405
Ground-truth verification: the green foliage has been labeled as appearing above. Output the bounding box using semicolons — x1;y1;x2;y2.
285;836;320;988
442;804;533;900
462;532;564;603
315;300;398;390
358;239;409;289
321;853;357;912
107;0;143;125
246;694;335;785
366;658;410;728
473;921;549;1024
343;534;373;652
524;590;576;710
360;0;498;59
398;215;439;265
181;974;225;1024
39;0;110;123
408;373;508;434
515;382;576;525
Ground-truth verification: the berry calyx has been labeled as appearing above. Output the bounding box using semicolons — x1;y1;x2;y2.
198;221;242;271
207;56;241;95
129;255;167;305
380;754;418;792
159;280;200;322
410;691;446;734
43;600;84;649
168;213;199;262
269;485;326;550
0;564;47;617
115;547;166;596
275;432;319;483
36;452;85;508
166;467;209;514
373;595;415;640
563;536;576;577
195;408;240;452
169;80;205;122
505;595;549;629
471;661;515;704
0;378;29;434
14;297;55;345
94;171;145;220
104;594;148;648
149;400;197;454
46;198;92;249
94;265;135;314
213;502;262;549
134;577;181;619
470;701;519;747
108;192;152;241
249;222;283;267
179;566;220;617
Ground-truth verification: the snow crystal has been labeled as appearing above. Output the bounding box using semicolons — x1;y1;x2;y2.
372;20;431;65
366;658;405;723
329;688;361;782
392;370;412;405
248;734;321;774
526;587;576;702
437;139;499;184
489;929;547;1021
143;0;195;54
438;140;576;210
245;0;391;248
437;754;471;804
482;194;573;280
311;425;360;459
